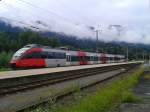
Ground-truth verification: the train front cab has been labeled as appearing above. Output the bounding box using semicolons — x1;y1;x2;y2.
14;48;45;68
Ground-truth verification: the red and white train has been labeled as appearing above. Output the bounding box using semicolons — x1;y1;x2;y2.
10;44;125;68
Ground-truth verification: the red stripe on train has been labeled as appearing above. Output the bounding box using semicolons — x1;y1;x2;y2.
16;48;46;67
77;51;87;65
16;59;45;68
100;53;107;64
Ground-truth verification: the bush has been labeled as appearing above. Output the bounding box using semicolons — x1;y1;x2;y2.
0;51;13;68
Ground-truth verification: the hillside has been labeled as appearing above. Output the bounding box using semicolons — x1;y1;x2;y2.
0;19;150;68
0;19;150;60
0;20;23;32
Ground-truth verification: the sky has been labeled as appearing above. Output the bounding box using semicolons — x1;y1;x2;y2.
0;0;150;44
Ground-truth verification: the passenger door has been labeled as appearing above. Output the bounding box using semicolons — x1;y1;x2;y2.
66;54;71;66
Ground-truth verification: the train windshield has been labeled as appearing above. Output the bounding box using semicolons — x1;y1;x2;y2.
13;48;30;57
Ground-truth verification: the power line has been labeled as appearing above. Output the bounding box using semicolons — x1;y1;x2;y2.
0;16;46;30
13;0;88;32
17;0;76;25
1;0;93;36
0;7;35;30
2;1;52;30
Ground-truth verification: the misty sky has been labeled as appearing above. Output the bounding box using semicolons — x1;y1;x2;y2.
0;0;150;44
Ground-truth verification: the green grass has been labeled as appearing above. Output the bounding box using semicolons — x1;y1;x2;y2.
25;66;144;112
144;74;150;79
121;91;141;103
0;51;13;71
62;68;143;112
0;51;13;68
0;67;11;72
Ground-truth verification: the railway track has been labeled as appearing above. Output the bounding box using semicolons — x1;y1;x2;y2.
0;63;138;97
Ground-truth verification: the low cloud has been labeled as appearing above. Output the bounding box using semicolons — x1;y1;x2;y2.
0;0;150;44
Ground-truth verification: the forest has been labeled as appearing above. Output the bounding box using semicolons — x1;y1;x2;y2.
0;30;149;68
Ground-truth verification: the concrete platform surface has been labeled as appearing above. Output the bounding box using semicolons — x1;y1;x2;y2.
0;62;140;79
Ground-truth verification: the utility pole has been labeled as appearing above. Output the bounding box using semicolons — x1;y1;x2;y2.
149;53;150;64
126;46;129;62
141;33;146;62
96;30;99;52
145;52;147;62
95;25;102;53
108;25;123;37
143;51;145;61
135;44;138;60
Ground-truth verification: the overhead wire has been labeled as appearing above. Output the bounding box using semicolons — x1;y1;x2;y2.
17;0;77;25
0;0;93;36
1;1;52;30
0;1;55;31
0;16;41;30
17;0;97;37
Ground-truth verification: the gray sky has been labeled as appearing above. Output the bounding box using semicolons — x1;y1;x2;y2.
0;0;150;44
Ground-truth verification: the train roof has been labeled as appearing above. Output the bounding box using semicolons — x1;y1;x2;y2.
23;44;52;49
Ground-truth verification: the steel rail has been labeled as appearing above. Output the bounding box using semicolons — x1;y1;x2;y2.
0;63;138;96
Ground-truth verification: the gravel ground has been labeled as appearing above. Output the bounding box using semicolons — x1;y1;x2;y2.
22;66;139;112
0;69;124;112
120;71;150;112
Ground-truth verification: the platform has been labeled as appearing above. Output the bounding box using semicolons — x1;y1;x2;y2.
0;62;142;80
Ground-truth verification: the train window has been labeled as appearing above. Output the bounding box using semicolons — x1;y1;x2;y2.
59;53;66;59
14;48;30;57
23;53;33;59
47;52;54;59
53;52;58;58
62;53;66;59
78;56;87;61
33;52;42;58
94;56;98;61
90;56;94;61
109;57;114;61
46;52;66;59
79;56;83;61
114;57;120;61
23;51;42;59
71;56;78;61
41;51;48;58
85;56;91;61
53;52;66;59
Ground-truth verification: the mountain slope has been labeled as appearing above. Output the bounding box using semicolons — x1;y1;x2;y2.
0;20;24;32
